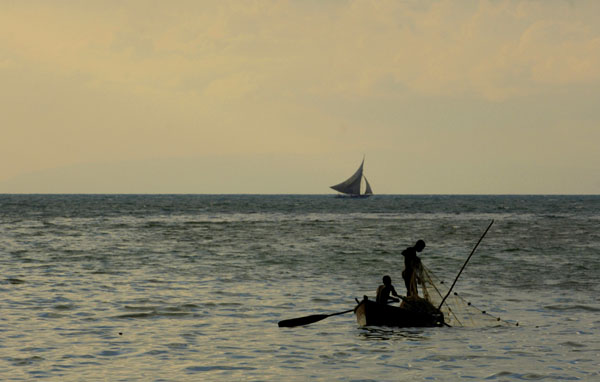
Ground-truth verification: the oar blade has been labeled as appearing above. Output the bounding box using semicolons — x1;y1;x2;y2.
278;314;329;328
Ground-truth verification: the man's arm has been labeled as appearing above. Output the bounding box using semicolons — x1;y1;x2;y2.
389;286;400;302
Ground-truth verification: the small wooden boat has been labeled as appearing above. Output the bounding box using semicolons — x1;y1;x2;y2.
354;296;445;327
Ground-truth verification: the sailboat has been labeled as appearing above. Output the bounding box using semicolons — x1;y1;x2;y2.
330;157;373;198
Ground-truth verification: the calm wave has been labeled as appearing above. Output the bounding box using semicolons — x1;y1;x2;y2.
1;195;599;381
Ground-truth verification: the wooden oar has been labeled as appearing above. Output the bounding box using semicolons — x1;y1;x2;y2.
278;309;354;327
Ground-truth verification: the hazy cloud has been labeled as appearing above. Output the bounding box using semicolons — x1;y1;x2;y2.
1;1;599;193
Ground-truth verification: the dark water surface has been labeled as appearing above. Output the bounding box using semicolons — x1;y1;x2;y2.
1;195;599;381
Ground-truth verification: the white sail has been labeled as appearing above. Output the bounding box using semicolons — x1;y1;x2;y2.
363;176;373;195
330;158;373;197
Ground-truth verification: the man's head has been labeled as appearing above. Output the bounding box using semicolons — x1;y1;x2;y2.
382;275;392;286
415;239;426;252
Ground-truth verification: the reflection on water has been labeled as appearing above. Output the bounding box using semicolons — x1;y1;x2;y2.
358;326;430;341
0;195;599;381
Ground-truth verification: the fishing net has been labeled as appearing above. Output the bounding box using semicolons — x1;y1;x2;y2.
420;264;517;328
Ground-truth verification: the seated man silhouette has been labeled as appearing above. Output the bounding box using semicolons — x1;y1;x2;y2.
376;275;401;304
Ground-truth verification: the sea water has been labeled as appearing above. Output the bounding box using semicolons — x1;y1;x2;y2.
0;195;598;381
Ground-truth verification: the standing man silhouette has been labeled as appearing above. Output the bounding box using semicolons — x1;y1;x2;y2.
401;240;425;297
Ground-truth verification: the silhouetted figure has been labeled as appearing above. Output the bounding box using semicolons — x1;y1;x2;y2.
401;240;425;297
376;275;401;304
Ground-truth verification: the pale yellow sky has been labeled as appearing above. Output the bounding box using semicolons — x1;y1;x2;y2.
1;0;599;193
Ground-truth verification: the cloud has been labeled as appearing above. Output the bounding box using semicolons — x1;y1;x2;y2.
519;20;600;85
2;1;599;101
1;1;599;193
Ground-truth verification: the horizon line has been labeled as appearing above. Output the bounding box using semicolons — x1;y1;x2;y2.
1;193;599;196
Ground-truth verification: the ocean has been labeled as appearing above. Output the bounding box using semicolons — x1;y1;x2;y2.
0;194;598;381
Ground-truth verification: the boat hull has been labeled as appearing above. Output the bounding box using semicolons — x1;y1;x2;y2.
335;194;372;198
354;297;444;327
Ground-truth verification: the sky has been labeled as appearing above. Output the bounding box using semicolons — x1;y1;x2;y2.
1;0;599;194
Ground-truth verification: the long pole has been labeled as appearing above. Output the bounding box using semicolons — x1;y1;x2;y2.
437;220;494;310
